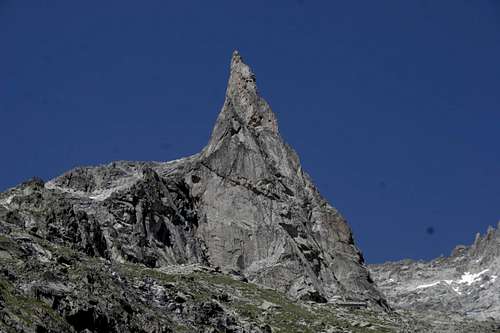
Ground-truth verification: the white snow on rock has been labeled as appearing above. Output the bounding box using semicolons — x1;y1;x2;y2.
415;281;441;289
45;179;138;202
0;195;14;208
457;270;489;286
414;269;490;294
88;187;127;201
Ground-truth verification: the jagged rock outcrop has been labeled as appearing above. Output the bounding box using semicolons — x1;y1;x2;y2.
369;222;500;322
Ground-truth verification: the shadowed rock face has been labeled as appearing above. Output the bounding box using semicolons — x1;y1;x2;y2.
0;51;384;306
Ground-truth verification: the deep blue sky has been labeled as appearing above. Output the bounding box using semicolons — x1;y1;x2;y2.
1;1;499;263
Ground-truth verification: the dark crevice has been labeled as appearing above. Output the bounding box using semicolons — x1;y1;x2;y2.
65;308;114;333
200;162;280;201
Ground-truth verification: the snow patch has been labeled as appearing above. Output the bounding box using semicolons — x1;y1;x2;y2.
44;174;140;201
0;195;14;208
164;157;185;165
413;270;490;294
457;270;489;286
89;188;120;201
44;181;57;190
415;281;441;289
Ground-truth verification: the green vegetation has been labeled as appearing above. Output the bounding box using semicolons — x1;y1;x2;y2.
111;265;397;333
0;277;70;331
0;233;398;333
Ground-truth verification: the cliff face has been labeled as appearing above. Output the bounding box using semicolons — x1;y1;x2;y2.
0;51;383;306
195;51;382;304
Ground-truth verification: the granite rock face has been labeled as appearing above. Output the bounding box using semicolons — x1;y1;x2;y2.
369;222;500;322
0;51;383;307
195;51;383;304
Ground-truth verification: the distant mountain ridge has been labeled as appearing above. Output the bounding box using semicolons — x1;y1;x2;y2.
369;222;500;322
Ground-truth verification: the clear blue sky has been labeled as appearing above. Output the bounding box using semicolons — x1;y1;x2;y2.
1;1;499;263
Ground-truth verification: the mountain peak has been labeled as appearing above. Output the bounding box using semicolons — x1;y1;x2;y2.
228;49;256;91
0;52;386;316
204;52;279;158
199;53;384;306
225;51;277;130
229;50;250;76
230;49;242;65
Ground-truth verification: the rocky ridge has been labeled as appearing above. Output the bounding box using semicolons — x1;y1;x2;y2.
369;223;500;323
